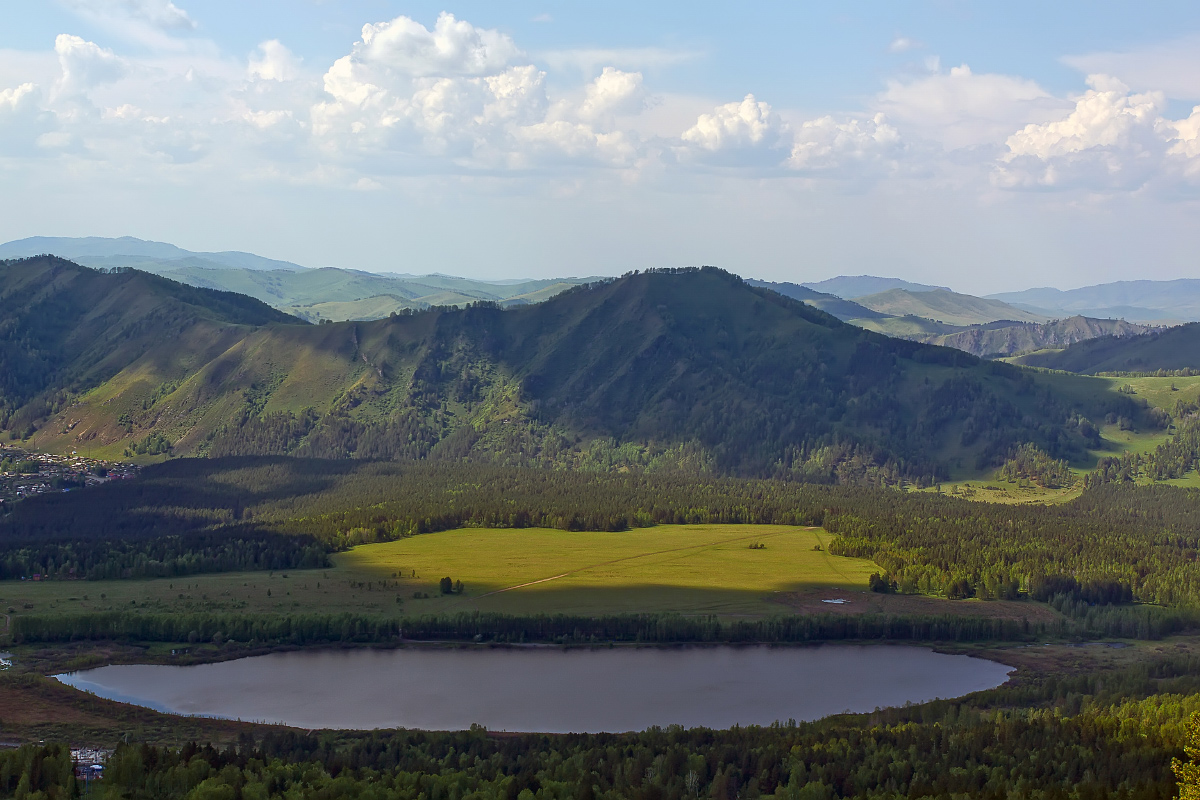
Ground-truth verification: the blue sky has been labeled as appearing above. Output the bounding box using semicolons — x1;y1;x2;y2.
2;1;1200;292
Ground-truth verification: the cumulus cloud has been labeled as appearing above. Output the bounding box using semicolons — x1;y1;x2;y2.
249;40;301;82
578;67;645;121
680;94;788;163
54;34;127;97
0;82;53;156
356;12;520;77
1163;106;1200;160
309;13;650;169
995;75;1169;189
788;113;902;173
1005;75;1163;159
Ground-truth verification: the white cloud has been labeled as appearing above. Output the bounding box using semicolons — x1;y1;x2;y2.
249;40;301;82
877;64;1065;149
309;15;652;170
1004;75;1163;159
1163;106;1200;160
995;75;1173;189
0;82;53;156
357;12;520;78
578;67;645;121
0;83;36;112
788;113;902;174
54;34;127;97
680;94;788;161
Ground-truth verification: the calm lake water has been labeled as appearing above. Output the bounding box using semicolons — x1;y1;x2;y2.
56;644;1012;733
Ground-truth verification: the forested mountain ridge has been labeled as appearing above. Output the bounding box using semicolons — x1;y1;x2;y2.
1014;323;1200;374
0;256;298;439
0;260;1130;482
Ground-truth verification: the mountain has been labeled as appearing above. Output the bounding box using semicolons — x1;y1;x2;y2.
921;316;1154;359
0;258;1123;483
851;288;1048;326
988;279;1200;323
0;236;307;272
0;256;298;439
1013;323;1200;374
801;275;949;299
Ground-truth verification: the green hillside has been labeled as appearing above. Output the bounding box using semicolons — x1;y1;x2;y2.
0;259;1142;483
853;288;1048;325
0;256;298;441
1014;323;1200;373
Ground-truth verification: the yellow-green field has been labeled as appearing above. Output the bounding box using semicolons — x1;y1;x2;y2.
0;525;881;625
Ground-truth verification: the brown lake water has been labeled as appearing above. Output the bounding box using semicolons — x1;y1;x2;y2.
55;644;1012;733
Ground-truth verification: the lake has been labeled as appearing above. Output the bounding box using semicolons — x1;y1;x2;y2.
56;644;1012;733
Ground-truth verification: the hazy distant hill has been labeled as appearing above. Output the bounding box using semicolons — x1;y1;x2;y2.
1014;323;1200;373
0;259;1119;482
0;236;596;321
801;275;949;299
0;236;307;272
852;288;1048;326
749;280;1149;357
158;266;594;321
989;279;1200;322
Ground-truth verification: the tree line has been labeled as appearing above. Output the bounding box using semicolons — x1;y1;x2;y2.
12;605;1195;647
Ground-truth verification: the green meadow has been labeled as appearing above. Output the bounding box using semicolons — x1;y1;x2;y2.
0;525;879;624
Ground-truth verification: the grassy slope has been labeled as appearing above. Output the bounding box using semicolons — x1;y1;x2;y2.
0;525;880;620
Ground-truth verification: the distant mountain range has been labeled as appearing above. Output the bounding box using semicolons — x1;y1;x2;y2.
800;275;949;298
2;237;1194;360
748;280;1156;357
0;236;596;321
988;280;1200;323
0;236;307;273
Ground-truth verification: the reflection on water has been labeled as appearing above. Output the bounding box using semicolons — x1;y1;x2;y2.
57;644;1012;733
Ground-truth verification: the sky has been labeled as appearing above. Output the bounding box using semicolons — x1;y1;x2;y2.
2;2;1200;293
